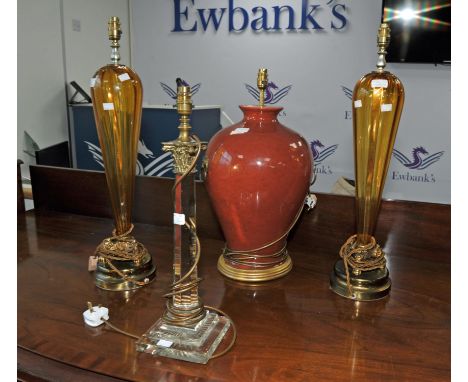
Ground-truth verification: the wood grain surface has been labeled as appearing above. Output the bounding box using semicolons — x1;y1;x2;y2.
18;166;450;381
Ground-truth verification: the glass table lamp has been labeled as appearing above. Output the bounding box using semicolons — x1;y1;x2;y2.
90;17;156;291
330;23;405;301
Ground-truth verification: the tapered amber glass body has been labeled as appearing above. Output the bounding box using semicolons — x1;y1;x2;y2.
90;65;143;235
353;71;404;245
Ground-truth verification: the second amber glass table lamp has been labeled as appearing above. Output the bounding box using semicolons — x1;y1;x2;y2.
330;23;405;301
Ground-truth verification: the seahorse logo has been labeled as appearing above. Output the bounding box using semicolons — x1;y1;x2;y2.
160;79;201;99
84;140;174;176
392;146;444;170
137;140;154;159
310;140;338;164
245;81;292;104
341;85;353;100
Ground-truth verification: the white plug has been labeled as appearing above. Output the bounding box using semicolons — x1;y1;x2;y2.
83;302;109;327
305;193;318;211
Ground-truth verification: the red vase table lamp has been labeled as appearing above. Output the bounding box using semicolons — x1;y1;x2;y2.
205;68;313;282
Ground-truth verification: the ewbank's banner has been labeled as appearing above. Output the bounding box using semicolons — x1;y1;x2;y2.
131;0;450;204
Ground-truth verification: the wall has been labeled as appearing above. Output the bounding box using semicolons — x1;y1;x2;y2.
130;0;451;203
385;62;450;202
17;0;130;176
18;0;68;176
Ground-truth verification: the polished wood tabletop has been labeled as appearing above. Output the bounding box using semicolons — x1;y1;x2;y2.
18;166;450;382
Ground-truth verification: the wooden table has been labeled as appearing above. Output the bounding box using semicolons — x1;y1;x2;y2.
18;166;450;381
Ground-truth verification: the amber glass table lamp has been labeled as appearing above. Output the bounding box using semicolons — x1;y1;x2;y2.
136;86;234;364
90;17;156;291
330;23;405;301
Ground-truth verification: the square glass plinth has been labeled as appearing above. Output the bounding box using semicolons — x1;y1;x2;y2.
136;311;230;364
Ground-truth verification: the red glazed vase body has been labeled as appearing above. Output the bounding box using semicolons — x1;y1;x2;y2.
205;105;313;282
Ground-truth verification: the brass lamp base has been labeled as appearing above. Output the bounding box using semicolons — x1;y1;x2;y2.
217;254;292;282
94;235;156;291
330;259;391;301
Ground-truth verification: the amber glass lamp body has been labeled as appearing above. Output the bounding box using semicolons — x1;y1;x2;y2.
353;71;405;245
91;65;142;235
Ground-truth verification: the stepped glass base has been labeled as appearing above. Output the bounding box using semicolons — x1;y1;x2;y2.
136;310;230;364
330;259;391;301
217;254;292;282
94;236;156;291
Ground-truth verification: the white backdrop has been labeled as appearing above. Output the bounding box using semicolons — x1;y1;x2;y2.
130;0;450;203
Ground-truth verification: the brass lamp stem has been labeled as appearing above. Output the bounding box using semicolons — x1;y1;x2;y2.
376;23;390;73
108;16;122;64
161;85;206;324
176;86;192;143
162;86;205;175
257;68;268;107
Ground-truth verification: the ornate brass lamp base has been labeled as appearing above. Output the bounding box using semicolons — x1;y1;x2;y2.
217;254;292;282
94;234;156;291
330;259;391;301
330;234;391;301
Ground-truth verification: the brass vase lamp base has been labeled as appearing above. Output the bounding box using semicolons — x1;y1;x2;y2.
94;233;156;291
329;235;391;301
217;254;292;282
330;260;391;301
136;309;231;364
